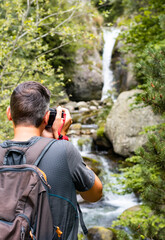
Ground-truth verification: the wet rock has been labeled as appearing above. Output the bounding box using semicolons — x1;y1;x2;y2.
111;40;137;92
83;156;101;175
92;131;112;151
90;100;100;107
64;101;77;112
79;107;89;112
120;205;141;220
89;106;98;111
87;226;115;240
76;101;89;110
70;123;82;130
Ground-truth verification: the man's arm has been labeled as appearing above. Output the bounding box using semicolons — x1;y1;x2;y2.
79;173;103;202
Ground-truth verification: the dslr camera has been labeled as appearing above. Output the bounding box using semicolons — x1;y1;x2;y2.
46;108;64;128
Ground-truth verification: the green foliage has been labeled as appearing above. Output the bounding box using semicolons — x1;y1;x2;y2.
97;0;165;239
77;137;91;149
91;0;124;23
118;0;165;83
0;0;101;140
135;46;165;114
113;124;165;239
96;93;113;124
97;126;105;137
95;94;113;135
113;205;165;240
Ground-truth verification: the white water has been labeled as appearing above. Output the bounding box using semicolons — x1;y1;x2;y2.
70;135;138;230
101;28;120;101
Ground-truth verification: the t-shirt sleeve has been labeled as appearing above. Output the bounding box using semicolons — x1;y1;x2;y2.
65;141;95;192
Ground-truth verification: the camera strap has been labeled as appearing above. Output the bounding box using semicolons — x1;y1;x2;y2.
57;113;69;141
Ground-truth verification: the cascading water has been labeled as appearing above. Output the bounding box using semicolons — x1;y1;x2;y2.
101;27;120;101
70;134;138;231
69;28;138;233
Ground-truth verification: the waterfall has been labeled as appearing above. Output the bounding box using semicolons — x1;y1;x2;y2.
101;27;120;101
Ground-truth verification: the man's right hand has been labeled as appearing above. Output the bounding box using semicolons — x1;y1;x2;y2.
42;106;72;139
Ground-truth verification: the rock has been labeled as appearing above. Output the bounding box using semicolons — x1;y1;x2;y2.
83;156;101;175
67;63;103;101
87;226;115;240
64;101;77;112
90;100;100;107
105;89;164;157
66;25;103;102
111;40;137;92
79;107;89;112
89;106;98;111
123;205;141;213
92;131;112;151
76;101;89;109
120;205;141;220
70;123;82;130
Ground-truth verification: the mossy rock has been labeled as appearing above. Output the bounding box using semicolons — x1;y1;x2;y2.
87;226;115;240
83;156;101;175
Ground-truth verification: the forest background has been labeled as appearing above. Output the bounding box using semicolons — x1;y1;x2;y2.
0;0;165;239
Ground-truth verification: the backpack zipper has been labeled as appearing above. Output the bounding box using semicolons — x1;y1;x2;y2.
21;226;25;240
0;167;50;188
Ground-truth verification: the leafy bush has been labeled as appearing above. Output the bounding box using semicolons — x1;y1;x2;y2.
135;46;165;115
112;123;165;239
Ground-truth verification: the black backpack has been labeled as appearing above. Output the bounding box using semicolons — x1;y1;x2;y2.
0;137;62;240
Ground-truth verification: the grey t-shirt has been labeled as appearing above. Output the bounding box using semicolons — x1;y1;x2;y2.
1;137;95;240
37;138;95;239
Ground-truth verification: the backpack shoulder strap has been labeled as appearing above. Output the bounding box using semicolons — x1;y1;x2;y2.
0;146;7;165
0;137;56;166
25;137;56;165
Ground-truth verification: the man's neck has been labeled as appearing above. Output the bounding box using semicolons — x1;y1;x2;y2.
12;125;41;142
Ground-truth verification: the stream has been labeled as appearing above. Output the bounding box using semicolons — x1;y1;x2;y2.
70;133;138;231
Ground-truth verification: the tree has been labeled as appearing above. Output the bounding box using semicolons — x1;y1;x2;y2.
0;0;101;140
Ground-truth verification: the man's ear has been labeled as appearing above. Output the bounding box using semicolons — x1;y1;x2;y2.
43;111;50;126
6;106;12;121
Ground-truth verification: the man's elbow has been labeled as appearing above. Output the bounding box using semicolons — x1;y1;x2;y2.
79;180;103;203
91;182;103;202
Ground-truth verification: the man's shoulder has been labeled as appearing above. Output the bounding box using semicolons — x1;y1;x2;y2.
50;138;76;150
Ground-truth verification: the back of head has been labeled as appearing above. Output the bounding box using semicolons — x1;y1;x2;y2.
10;81;51;127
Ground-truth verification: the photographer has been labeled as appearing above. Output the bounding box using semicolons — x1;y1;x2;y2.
3;81;103;239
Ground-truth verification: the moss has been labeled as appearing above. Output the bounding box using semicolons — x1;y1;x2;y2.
77;138;91;147
97;126;105;137
83;156;101;175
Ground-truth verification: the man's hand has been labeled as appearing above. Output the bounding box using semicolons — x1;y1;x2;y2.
60;108;72;136
42;106;72;139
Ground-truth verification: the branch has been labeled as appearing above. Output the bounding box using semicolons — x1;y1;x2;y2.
35;41;72;58
13;6;77;52
38;7;76;24
0;0;35;84
36;0;40;26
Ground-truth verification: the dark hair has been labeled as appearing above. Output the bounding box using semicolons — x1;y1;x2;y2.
10;81;51;127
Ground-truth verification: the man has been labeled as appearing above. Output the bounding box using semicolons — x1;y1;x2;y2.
2;81;103;239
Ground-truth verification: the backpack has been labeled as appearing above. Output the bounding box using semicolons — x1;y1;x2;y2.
0;137;61;240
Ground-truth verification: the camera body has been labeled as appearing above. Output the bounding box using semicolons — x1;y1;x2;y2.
46;108;64;128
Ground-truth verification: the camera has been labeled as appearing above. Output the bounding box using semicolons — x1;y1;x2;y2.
46;108;64;128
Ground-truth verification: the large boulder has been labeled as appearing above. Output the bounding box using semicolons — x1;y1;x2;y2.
66;47;103;101
105;89;164;157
